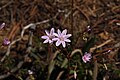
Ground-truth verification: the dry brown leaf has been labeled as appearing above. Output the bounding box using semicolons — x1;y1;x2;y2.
99;31;109;40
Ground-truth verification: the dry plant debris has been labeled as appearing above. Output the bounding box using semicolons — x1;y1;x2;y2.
0;0;120;80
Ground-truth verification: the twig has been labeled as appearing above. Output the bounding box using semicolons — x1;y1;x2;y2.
93;60;98;80
90;39;113;52
62;10;72;25
35;12;60;25
8;22;21;40
75;6;90;23
56;71;64;80
114;42;120;48
0;1;13;10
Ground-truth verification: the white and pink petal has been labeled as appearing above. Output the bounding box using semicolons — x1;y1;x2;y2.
56;40;61;46
41;36;49;39
57;29;61;36
62;29;67;35
50;28;55;35
52;38;59;41
64;39;71;42
45;30;49;36
49;40;53;43
61;41;66;48
65;34;72;38
43;39;49;43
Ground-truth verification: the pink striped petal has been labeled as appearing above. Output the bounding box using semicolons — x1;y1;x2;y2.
43;39;49;43
64;39;71;42
56;40;61;46
62;29;67;35
41;36;48;39
45;30;49;36
62;41;66;47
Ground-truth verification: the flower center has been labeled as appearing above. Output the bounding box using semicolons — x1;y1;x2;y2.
59;36;64;41
49;35;54;40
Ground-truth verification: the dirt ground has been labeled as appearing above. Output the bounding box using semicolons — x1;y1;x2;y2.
0;0;120;80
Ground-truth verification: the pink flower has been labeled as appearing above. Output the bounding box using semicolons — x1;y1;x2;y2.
53;29;72;48
82;52;92;63
0;23;5;30
41;28;55;44
3;38;10;45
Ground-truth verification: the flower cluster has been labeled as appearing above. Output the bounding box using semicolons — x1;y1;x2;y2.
82;52;92;63
41;28;72;48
